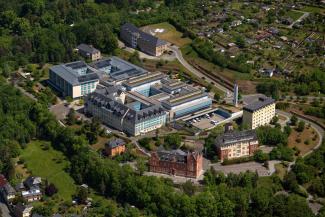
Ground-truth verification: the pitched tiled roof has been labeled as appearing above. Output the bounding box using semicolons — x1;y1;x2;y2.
77;44;100;54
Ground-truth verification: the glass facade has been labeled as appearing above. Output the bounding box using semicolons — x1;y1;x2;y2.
174;100;212;118
81;82;95;95
135;115;166;134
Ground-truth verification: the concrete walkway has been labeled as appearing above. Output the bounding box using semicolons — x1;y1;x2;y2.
288;10;310;29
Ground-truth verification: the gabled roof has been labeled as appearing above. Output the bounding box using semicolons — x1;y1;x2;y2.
106;139;125;149
215;130;258;148
24;176;42;188
121;23;168;47
77;44;100;54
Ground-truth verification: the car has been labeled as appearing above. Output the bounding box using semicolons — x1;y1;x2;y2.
193;119;197;123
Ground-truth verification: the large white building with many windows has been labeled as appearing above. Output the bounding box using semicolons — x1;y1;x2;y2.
243;97;276;129
49;61;99;99
85;85;167;136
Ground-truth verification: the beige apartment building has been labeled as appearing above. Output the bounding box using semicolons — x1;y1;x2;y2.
243;97;275;129
77;44;101;61
120;23;168;57
215;130;259;162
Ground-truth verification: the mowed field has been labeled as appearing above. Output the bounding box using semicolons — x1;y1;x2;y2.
19;141;76;201
141;22;192;47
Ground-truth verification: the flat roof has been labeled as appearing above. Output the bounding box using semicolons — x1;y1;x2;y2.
91;57;147;82
243;97;275;112
123;72;167;88
162;86;208;107
50;61;99;86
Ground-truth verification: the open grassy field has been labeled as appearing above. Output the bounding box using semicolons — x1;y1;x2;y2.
19;141;76;201
180;45;257;94
302;6;325;14
141;22;192;47
287;10;304;20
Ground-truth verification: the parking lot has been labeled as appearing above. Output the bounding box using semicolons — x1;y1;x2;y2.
185;111;227;130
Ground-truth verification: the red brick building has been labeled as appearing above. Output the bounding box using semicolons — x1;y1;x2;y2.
215;130;259;162
149;149;203;178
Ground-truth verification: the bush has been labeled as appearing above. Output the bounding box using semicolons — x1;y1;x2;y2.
222;156;253;165
254;150;269;162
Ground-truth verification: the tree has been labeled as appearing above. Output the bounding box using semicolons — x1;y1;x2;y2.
45;183;58;197
66;108;76;125
181;180;197;196
214;92;220;101
77;186;88;204
290;115;298;126
32;205;52;217
164;133;182;148
270;116;279;125
254;150;269;162
136;158;146;176
296;121;305;132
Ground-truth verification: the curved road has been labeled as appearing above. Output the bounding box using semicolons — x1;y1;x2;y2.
169;45;233;95
276;110;324;157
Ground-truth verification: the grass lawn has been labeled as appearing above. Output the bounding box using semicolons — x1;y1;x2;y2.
287;10;304;21
288;126;319;156
302;6;325;14
275;163;287;180
180;45;257;94
231;2;243;10
141;22;192;47
19;141;76;201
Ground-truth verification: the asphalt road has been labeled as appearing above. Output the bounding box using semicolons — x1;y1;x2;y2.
169;45;233;96
276;110;324;158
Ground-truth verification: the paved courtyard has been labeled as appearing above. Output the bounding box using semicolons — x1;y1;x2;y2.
49;103;70;120
211;161;271;176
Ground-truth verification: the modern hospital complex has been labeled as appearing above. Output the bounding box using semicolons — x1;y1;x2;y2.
49;56;213;136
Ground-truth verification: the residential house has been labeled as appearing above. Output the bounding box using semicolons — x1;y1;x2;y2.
13;203;33;217
105;139;126;157
0;174;16;201
76;44;101;61
19;177;42;202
